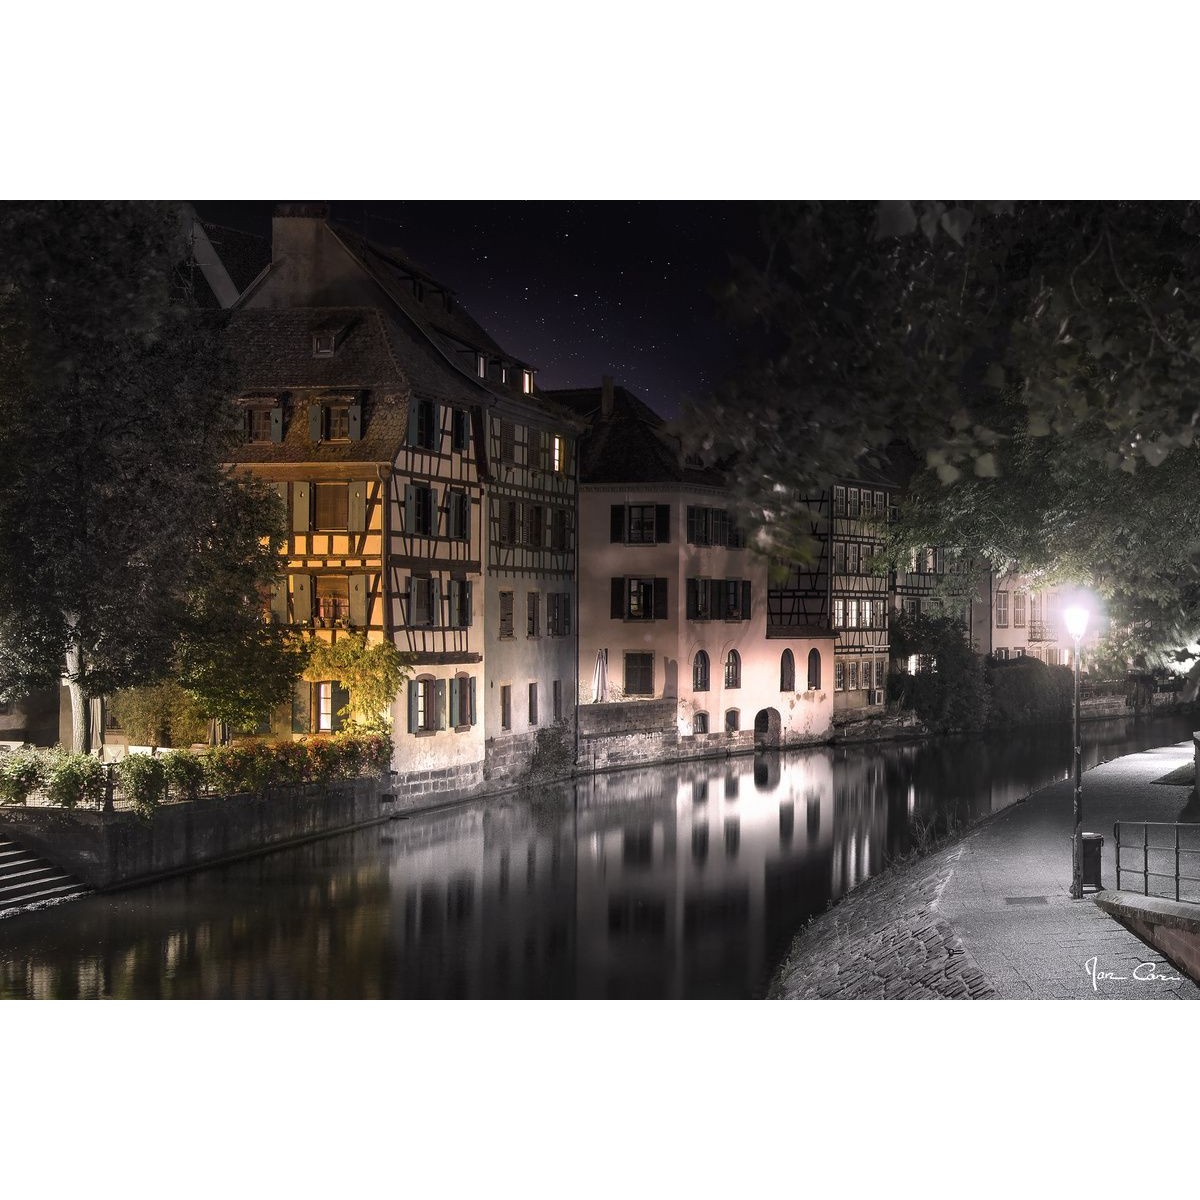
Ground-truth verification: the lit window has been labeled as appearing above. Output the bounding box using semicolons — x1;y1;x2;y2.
325;405;351;440
522;369;534;394
476;353;487;379
552;434;564;473
318;682;333;731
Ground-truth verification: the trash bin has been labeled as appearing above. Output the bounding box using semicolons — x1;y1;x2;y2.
1081;832;1104;891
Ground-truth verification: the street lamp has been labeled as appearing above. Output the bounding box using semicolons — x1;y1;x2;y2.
1064;603;1089;898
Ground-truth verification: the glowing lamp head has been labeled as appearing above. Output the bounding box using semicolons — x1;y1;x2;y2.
1064;604;1089;642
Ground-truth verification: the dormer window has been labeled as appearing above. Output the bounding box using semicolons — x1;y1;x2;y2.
522;369;534;395
312;331;336;357
500;364;509;385
325;405;351;441
476;353;488;379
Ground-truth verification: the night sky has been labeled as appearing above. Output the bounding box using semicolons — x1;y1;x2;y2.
193;201;767;420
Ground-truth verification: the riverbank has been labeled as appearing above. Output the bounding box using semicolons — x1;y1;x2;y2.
770;739;1200;1000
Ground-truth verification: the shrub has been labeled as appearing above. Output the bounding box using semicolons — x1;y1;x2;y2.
0;746;47;805
116;754;168;818
201;741;276;797
44;751;106;810
162;751;206;800
987;657;1073;728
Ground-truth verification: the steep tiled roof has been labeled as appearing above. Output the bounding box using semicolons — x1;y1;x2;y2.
223;307;410;464
200;221;271;293
544;384;725;488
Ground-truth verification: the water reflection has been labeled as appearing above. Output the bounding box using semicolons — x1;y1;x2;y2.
1;714;1195;1000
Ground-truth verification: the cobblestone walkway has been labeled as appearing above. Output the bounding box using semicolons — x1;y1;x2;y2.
770;844;996;1000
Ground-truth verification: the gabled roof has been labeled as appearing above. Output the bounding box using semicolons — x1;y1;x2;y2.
200;221;271;294
544;383;724;488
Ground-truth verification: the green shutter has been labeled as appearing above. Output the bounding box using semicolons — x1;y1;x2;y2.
742;580;752;622
331;682;350;732
463;580;473;628
292;680;312;734
434;679;447;730
656;505;671;544
348;402;362;441
449;677;460;727
430;487;440;537
349;574;368;627
270;406;284;443
407;680;418;733
402;576;412;626
292;575;313;624
348;481;367;532
430;579;441;627
308;404;322;442
469;677;477;725
404;485;415;533
293;482;311;532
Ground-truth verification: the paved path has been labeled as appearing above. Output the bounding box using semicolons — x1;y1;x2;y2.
773;739;1200;1000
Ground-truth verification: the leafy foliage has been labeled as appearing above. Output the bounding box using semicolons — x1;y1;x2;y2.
888;609;989;732
116;754;168;818
986;658;1074;729
43;751;106;810
0;746;47;805
304;635;412;729
0;202;299;749
108;681;210;748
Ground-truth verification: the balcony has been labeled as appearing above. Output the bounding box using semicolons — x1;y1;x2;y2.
1027;621;1055;643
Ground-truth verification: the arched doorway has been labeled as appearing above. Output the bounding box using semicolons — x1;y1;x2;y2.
753;707;781;749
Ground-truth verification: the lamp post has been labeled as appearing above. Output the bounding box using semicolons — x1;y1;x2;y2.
1064;603;1089;899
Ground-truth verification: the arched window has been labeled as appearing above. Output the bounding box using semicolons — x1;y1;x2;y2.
693;650;710;692
807;648;822;691
724;649;741;689
780;649;795;691
693;712;709;735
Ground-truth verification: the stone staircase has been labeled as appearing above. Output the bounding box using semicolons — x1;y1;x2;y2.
0;835;90;912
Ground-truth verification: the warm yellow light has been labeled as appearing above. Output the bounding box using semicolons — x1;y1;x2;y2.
1064;604;1089;641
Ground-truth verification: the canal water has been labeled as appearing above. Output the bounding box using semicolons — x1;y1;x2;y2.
1;713;1195;1000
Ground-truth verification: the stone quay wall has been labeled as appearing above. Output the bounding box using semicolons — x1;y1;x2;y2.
0;776;390;890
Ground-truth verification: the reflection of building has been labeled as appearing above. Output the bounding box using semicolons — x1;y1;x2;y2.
552;379;834;755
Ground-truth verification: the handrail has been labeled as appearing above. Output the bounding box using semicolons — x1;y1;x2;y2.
1114;821;1200;903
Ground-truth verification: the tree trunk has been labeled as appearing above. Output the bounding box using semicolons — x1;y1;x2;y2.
64;636;91;755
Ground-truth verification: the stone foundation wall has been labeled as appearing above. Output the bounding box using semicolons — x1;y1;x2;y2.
389;761;484;810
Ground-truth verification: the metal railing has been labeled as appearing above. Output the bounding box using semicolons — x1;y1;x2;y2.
1114;821;1200;903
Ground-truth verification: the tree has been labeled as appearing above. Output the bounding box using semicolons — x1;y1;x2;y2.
0;202;301;750
889;608;989;733
693;201;1200;669
304;635;412;731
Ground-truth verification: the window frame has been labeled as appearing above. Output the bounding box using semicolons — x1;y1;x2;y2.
624;651;655;697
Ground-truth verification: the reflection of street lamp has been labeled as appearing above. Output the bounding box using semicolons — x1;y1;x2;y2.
1064;604;1089;898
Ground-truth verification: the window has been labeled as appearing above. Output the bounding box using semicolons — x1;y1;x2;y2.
847;543;859;574
807;648;821;691
1030;593;1043;625
848;488;860;519
525;505;545;547
725;709;740;732
547;592;572;636
862;660;872;691
522;369;534;394
862;600;873;628
499;591;514;639
408;676;442;734
553;679;562;722
780;649;795;691
1016;647;1026;657
833;486;846;516
408;576;436;627
550;508;569;552
314;483;348;530
875;490;885;517
875;658;885;690
448;578;472;628
325;405;351;441
527;591;540;638
833;598;845;628
447;490;470;541
500;684;512;730
693;650;710;692
247;406;274;443
413;399;438;450
847;599;859;628
833;542;846;574
552;434;565;473
995;647;1009;661
848;661;859;690
693;712;709;734
313;331;336;357
835;661;845;691
449;673;476;729
316;576;349;625
612;576;666;621
410;485;435;536
452;408;470;452
317;681;333;731
476;353;487;379
499;421;515;464
627;504;657;544
1013;592;1027;627
528;682;539;727
685;505;737;547
625;652;654;696
724;650;741;689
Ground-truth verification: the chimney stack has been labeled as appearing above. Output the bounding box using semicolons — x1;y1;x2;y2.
601;375;614;418
268;203;331;306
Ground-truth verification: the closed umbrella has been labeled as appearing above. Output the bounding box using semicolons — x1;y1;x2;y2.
591;649;608;703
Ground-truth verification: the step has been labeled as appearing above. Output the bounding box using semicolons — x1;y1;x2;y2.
0;869;72;897
0;847;33;860
0;864;62;890
0;882;90;911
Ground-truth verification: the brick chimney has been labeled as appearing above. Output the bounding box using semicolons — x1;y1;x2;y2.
268;203;332;306
601;375;614;418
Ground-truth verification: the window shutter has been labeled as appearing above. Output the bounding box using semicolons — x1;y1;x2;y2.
430;487;440;537
307;404;322;442
270;406;284;442
292;575;312;624
406;400;418;445
468;677;477;725
331;682;350;733
564;595;572;635
348;481;367;532
407;680;419;734
653;578;668;620
610;505;625;543
686;578;698;620
270;579;287;623
348;402;362;441
293;482;311;532
430;402;441;451
292;681;312;735
463;580;473;627
449;677;460;726
404;484;415;533
349;574;368;627
402;576;412;626
742;580;752;622
430;579;441;627
434;679;447;730
686;506;698;544
448;579;460;627
656;505;671;544
611;578;624;619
